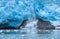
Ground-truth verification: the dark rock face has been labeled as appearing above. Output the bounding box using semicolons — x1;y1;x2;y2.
37;19;55;30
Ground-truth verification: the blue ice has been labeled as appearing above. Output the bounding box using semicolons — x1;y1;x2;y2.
0;0;60;28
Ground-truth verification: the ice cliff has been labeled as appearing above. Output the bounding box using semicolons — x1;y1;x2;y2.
0;0;60;28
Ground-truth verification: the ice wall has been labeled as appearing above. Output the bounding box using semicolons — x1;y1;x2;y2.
0;0;60;28
35;0;60;26
0;0;34;28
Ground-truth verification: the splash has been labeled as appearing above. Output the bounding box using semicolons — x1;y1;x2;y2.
21;5;38;34
22;19;38;34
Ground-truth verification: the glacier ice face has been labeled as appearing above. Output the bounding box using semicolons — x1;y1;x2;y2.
0;0;60;28
35;0;60;26
0;0;34;28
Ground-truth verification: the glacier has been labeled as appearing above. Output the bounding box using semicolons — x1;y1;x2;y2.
0;0;60;28
35;0;60;26
0;0;35;28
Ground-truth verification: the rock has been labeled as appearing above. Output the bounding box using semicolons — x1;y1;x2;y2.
37;19;55;30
